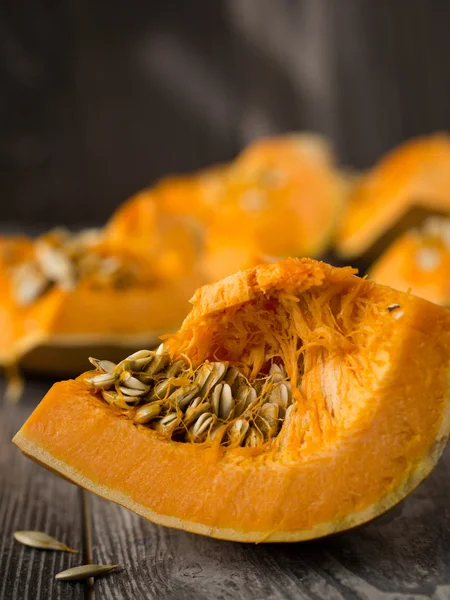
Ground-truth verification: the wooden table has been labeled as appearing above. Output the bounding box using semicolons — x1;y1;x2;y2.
2;381;450;600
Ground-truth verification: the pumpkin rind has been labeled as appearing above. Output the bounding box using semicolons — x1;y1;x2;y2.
13;258;450;542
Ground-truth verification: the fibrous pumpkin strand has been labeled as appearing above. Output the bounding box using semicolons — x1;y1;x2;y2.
85;344;294;447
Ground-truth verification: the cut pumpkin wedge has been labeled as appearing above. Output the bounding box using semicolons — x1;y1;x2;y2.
14;258;450;542
0;207;204;376
336;134;450;260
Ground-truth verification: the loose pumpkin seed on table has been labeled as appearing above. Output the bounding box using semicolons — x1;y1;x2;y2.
14;531;78;553
13;258;450;543
55;564;119;581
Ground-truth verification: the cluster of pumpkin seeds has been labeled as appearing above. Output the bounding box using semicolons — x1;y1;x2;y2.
85;344;294;447
11;227;143;306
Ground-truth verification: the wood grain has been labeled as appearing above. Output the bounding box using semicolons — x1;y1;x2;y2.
0;382;85;600
89;447;450;600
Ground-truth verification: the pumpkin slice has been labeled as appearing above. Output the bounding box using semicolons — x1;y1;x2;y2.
370;216;450;306
109;134;346;281
14;258;450;542
201;134;346;279
0;216;204;376
336;134;450;260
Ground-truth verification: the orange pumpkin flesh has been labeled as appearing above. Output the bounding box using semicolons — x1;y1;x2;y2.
336;134;450;260
14;258;450;542
370;217;450;306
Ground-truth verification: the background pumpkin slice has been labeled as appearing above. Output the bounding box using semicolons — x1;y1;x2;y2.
0;207;205;375
14;258;450;542
336;134;450;260
369;216;450;306
201;134;346;279
0;272;205;375
108;134;347;282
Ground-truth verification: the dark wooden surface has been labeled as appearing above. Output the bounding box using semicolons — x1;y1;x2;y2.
2;382;450;599
0;381;85;600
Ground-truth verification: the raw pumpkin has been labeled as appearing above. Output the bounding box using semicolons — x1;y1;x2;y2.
370;217;450;306
195;134;346;279
14;258;450;542
0;206;204;376
336;134;450;260
109;134;346;281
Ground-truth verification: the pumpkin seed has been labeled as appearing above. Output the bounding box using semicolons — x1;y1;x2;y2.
14;531;78;553
55;564;118;581
150;378;175;400
256;403;279;437
36;242;75;287
228;419;249;446
234;386;250;417
269;383;289;416
234;385;257;417
154;413;180;434
135;372;156;385
245;427;264;448
185;398;211;425
155;342;167;355
188;412;216;441
146;352;170;375
247;387;258;410
85;372;117;389
211;383;234;420
12;264;49;306
89;357;116;373
134;402;162;424
223;366;239;388
209;423;228;443
118;386;148;398
122;349;154;370
195;362;215;389
199;362;227;397
101;390;126;407
187;396;203;410
119;371;149;392
269;363;286;383
168;383;200;410
166;359;186;378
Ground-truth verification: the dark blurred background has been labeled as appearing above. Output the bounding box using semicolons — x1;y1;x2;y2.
1;0;450;226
